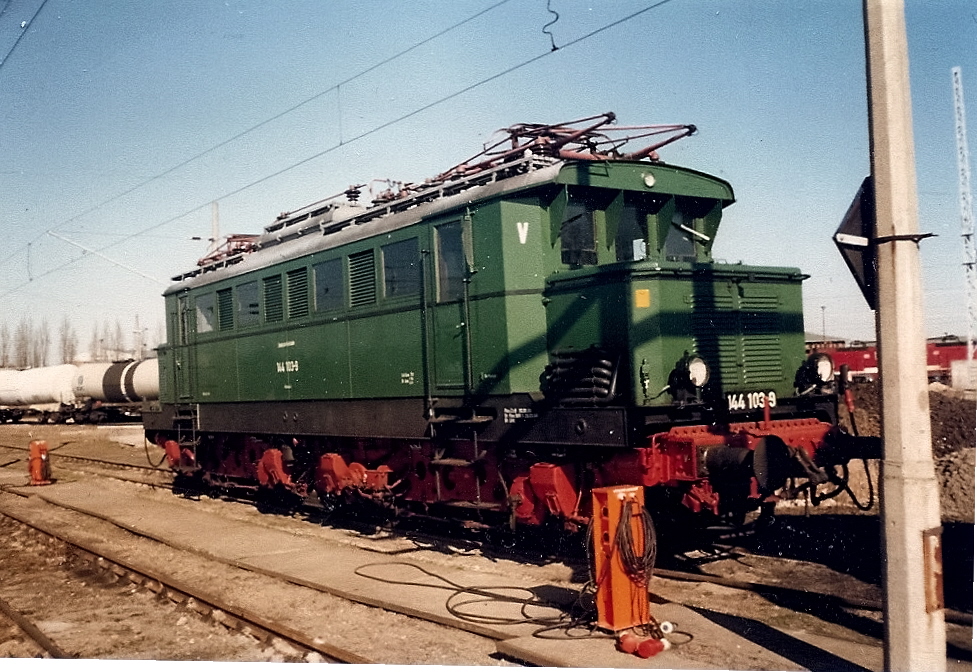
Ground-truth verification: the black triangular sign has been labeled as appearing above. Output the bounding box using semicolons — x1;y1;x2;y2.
834;176;877;310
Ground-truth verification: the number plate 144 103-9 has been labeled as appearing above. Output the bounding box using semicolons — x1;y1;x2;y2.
727;391;777;411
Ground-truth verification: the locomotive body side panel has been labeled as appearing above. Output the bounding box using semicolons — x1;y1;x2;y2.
495;198;550;395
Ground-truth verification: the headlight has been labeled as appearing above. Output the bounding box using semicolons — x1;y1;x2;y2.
795;352;835;393
687;356;710;387
812;353;834;383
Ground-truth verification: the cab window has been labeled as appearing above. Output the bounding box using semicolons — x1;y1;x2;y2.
195;293;216;333
664;210;696;261
436;222;465;302
560;200;597;266
617;194;655;262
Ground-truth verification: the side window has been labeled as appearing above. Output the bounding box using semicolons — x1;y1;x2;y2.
382;238;420;298
664;210;695;261
313;259;343;312
436;222;465;302
236;281;260;327
177;295;191;345
195;293;216;333
617;196;651;262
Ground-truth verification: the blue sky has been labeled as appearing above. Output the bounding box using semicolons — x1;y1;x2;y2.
0;0;974;356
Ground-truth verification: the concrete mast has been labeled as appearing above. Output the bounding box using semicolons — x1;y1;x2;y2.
952;67;976;366
863;1;946;669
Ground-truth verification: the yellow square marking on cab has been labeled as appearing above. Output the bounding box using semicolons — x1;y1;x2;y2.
634;288;651;308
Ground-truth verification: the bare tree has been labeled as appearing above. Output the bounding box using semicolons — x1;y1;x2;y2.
31;319;51;367
13;317;31;368
0;323;9;368
153;319;166;351
89;322;101;363
59;316;78;364
114;320;125;359
102;319;113;361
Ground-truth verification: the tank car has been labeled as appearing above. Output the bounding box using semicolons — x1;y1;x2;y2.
0;360;159;423
74;359;160;405
0;364;78;422
144;113;879;534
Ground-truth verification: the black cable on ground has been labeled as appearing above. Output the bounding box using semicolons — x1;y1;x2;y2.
143;438;167;469
353;506;687;646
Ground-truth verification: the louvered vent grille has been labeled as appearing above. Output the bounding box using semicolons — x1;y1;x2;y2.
692;294;739;383
692;292;783;387
217;288;234;331
287;268;309;319
348;250;376;307
263;275;283;323
740;296;782;384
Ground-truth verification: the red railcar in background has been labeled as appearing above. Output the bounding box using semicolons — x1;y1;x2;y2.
809;336;970;383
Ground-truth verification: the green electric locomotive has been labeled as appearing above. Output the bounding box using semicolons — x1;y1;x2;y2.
145;114;874;530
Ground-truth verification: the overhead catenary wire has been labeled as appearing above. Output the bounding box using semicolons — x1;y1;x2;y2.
0;0;515;269
0;0;680;299
0;0;50;69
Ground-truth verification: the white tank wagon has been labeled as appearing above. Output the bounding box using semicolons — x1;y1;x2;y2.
0;364;77;406
74;359;159;403
0;360;159;423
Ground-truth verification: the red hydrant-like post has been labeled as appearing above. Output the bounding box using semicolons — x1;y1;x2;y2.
28;439;52;486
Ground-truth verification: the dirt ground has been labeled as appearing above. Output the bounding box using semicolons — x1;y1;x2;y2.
836;382;976;523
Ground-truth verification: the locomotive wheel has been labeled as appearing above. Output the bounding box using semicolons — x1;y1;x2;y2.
255;484;303;515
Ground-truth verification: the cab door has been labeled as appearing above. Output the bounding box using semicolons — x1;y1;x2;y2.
174;293;195;399
430;219;470;393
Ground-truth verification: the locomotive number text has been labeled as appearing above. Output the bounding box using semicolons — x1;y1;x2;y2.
276;360;299;373
727;391;776;411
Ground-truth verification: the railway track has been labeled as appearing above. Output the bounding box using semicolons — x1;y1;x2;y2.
1;434;970;666
5;442;972;629
0;593;69;658
0;441;168;475
0;465;512;663
0;509;369;663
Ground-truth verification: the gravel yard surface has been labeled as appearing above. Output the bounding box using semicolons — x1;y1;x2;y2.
0;387;971;667
0;485;508;664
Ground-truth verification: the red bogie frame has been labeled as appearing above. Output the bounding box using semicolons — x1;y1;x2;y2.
155;411;844;530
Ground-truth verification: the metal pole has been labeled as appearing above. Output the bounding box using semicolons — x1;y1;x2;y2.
863;1;947;669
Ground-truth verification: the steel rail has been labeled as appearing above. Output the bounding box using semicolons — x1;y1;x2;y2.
0;593;71;658
0;509;371;664
4;444;969;631
0;443;169;475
